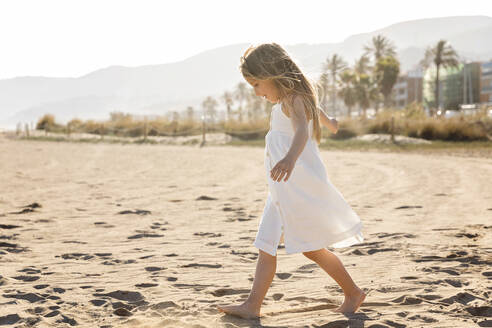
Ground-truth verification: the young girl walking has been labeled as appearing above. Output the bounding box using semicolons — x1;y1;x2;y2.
218;43;366;319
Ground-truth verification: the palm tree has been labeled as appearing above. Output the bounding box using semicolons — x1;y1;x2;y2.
364;35;397;113
364;35;396;62
318;72;329;110
420;39;459;116
202;96;218;125
221;91;234;121
338;70;357;117
354;54;371;76
354;74;378;119
323;54;347;116
247;89;263;122
186;106;194;122
375;56;400;109
235;82;248;122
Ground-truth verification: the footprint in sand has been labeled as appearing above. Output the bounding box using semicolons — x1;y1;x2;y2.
135;283;158;288
407;314;438;323
173;283;212;292
454;232;480;239
218;244;231;248
3;292;45;303
12;275;40;282
181;263;222;269
0;224;21;229
196;195;218;201
394;205;423;210
391;295;423;305
194;232;222;238
61;240;88;244
151;301;180;310
230;250;258;260
441;292;478;305
150;223;167;231
422;266;460;276
374;232;417;239
272;293;284;301
444;278;468;287
466;306;492;317
210;288;250;297
295;263;318;274
118;209;151;215
127;233;164;239
59;253;94;260
89;299;107;306
92;290;145;303
34;284;49;290
9;203;42;215
275;273;292;280
145;266;166;272
349;248;398;256
164;253;178;257
114;308;133;317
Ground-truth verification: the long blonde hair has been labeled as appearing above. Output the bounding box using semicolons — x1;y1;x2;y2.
240;43;321;144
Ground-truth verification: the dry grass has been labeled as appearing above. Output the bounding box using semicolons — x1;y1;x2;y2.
33;105;492;143
336;104;491;142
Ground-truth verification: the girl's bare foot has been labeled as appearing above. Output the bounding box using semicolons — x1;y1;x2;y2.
333;288;366;313
217;302;260;319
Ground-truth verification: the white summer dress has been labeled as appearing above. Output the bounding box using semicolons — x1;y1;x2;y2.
254;103;364;256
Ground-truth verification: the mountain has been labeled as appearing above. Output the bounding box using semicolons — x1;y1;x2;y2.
1;15;491;128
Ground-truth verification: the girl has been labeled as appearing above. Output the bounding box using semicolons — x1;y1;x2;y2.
218;43;365;319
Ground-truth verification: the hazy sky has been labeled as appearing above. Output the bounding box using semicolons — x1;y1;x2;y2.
0;0;490;79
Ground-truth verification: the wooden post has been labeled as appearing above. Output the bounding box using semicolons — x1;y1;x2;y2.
200;112;206;147
143;117;148;141
100;123;105;140
16;122;21;136
390;116;395;143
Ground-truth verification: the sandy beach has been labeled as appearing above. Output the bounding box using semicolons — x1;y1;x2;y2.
0;134;491;327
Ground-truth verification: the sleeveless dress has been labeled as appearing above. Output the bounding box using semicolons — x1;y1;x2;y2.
254;103;364;256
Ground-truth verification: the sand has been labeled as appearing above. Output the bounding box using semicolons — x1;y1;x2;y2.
0;134;491;327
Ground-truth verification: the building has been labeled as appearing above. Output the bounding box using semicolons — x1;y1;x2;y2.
393;69;423;108
423;62;481;110
480;61;492;103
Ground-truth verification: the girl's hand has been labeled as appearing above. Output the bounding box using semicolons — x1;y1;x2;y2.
271;156;295;182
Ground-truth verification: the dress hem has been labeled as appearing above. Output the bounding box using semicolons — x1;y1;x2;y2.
253;222;363;257
284;222;364;254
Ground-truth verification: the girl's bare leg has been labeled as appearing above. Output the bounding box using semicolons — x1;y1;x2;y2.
218;249;276;318
303;248;365;313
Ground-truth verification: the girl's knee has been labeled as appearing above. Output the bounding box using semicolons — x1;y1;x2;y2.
259;249;276;260
302;249;324;261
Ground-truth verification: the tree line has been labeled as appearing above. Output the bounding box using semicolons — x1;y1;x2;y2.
189;35;461;123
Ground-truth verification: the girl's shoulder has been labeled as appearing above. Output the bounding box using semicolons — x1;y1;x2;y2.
282;94;303;111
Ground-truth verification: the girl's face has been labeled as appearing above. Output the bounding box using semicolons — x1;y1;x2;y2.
245;77;281;104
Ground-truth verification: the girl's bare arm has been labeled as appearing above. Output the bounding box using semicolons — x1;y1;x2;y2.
318;106;338;134
270;96;309;182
